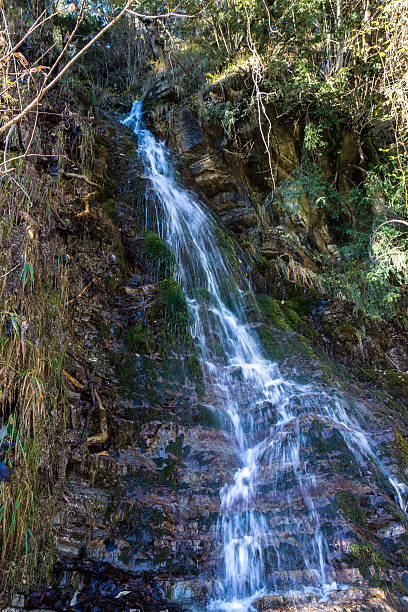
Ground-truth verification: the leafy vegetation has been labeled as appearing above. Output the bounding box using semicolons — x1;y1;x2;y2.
135;0;408;322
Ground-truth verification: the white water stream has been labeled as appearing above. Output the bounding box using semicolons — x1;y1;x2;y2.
123;101;407;611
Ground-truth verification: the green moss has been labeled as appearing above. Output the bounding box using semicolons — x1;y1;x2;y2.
254;254;271;272
159;278;191;338
347;540;391;581
99;322;110;340
155;546;171;564
294;332;315;359
384;370;408;389
98;179;115;201
195;405;219;428
285;307;301;328
283;295;312;316
316;433;328;454
338;323;356;338
141;231;176;279
358;368;378;383
186;355;204;397
189;286;217;305
323;323;335;337
114;356;137;396
121;134;136;151
94;133;109;148
395;431;408;473
255;325;285;361
101;198;115;216
208;339;224;359
335;490;366;526
214;225;239;268
107;275;119;294
125;323;154;354
256;295;291;331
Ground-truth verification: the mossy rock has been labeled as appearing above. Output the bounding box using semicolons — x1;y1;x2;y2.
283;294;313;316
335;490;367;526
256;295;291;331
285;307;301;328
255;325;286;361
125;323;154;354
357;368;378;383
189;286;218;306
186;355;204;397
98;179;115;202
384;371;408;390
346;540;391;581
101;198;115;216
395;431;408;473
159;278;191;339
214;225;239;269
338;323;357;339
254;253;271;272
141;231;177;279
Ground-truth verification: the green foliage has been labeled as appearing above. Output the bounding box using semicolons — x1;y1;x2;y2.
277;163;343;217
303;123;328;152
199;96;249;140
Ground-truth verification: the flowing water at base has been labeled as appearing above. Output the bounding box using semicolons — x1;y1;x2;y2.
123;102;407;611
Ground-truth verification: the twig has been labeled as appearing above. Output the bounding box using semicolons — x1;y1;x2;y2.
0;263;21;279
66;277;99;305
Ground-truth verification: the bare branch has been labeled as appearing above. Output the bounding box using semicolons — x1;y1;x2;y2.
0;0;137;136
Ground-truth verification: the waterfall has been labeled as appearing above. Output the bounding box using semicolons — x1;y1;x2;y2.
122;101;407;611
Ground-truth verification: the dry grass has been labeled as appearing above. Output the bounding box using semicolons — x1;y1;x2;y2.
275;257;325;293
0;104;99;589
0;161;70;589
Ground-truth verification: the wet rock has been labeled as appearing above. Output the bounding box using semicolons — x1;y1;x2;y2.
254;586;407;611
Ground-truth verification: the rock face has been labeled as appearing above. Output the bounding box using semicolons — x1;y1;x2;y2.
151;103;258;234
146;83;339;265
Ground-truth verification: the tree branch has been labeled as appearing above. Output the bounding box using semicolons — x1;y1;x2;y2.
0;0;136;136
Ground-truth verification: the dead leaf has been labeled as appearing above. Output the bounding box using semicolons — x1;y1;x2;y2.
13;52;28;66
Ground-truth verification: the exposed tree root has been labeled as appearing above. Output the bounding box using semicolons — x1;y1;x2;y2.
63;370;85;391
63;172;102;217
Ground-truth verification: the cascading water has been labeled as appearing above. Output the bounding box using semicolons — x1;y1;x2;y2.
122;101;407;611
